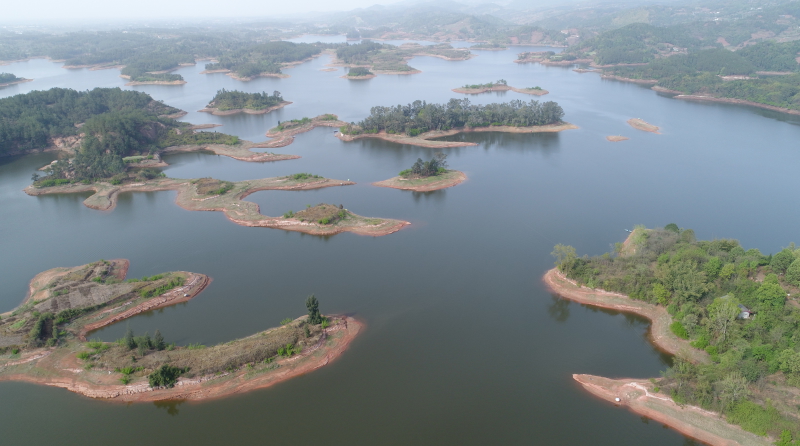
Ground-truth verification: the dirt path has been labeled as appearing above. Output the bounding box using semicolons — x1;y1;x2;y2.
543;268;708;363
573;374;770;446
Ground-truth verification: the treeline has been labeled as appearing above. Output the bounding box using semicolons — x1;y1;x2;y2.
0;87;242;181
208;89;284;111
204;41;321;78
0;72;21;83
341;99;564;136
555;226;800;439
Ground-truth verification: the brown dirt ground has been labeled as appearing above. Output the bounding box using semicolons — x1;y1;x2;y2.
606;135;630;142
627;118;661;134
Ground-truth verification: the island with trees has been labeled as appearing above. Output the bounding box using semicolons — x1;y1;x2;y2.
0;260;361;401
342;67;376;79
469;42;508;51
373;153;466;192
337;98;576;148
546;225;800;445
202;41;322;80
452;79;548;96
199;89;291;115
330;41;472;75
0;87;300;163
0;72;32;87
25;173;409;236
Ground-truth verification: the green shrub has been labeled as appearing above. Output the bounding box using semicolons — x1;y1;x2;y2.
280;318;293;325
77;351;92;360
669;321;689;339
148;364;187;388
398;169;412;177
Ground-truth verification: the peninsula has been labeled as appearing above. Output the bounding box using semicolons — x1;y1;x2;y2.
373;153;466;192
0;73;32;87
0;260;361;402
0;88;299;164
452;79;548;96
198;89;291;115
25;174;409;237
329;41;472;76
546;226;800;445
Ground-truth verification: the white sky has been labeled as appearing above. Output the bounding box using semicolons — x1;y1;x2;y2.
3;0;403;22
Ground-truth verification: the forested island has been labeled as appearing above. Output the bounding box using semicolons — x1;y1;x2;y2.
373;153;466;192
0;88;300;171
0;72;31;87
25;173;409;236
332;41;472;74
547;226;800;444
336;98;574;147
199;89;290;115
452;79;548;96
0;259;361;401
343;67;376;79
203;41;322;80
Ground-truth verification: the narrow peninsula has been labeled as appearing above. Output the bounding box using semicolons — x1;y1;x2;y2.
546;226;800;445
373;153;465;192
627;118;660;133
0;260;361;401
452;79;548;96
0;72;32;87
199;89;291;116
25;173;408;236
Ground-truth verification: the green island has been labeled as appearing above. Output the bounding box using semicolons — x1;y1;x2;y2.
337;98;576;148
0;72;31;87
452;79;548;96
469;42;508;51
343;67;376;79
0;259;361;402
373;153;466;192
0;87;299;166
331;41;472;75
546;225;800;445
199;89;291;116
25;173;408;236
202;41;322;80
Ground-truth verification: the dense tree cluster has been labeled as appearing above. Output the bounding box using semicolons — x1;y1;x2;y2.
341;99;564;136
555;226;800;438
567;23;702;65
204;41;321;78
336;41;384;65
0;72;20;83
400;153;448;177
208;89;284;111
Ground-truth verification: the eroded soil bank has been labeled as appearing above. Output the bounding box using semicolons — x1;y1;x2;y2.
373;170;466;192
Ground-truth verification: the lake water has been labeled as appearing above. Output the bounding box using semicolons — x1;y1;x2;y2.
1;41;799;445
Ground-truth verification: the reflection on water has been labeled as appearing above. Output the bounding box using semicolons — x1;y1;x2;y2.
153;399;185;416
547;295;571;323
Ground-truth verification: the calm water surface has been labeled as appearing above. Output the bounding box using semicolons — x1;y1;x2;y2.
1;42;799;445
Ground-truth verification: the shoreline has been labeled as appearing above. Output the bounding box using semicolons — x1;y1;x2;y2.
341;74;377;80
1;315;362;402
0;78;34;87
336;122;578;148
573;374;770;446
24;176;409;237
264;115;347;148
452;85;548;96
373;170;466;192
673;95;800;116
543;268;708;363
198;101;291;116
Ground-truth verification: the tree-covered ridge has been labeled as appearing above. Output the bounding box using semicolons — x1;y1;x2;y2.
207;89;284;111
0;72;21;83
555;226;800;439
340;99;564;136
204;41;321;79
0;87;178;154
335;41;470;72
566;23;705;65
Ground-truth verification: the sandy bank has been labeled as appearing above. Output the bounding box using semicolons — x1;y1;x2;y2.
373;170;466;192
651;86;683;95
198;101;291;116
452;85;548;96
606;135;629;142
337;122;578;149
1;316;362;402
543;268;708;363
627;118;660;134
120;75;187;86
341;74;377;80
601;74;658;85
673;95;800;116
161;140;300;163
24;176;409;237
573;374;770;446
264;115;347;148
228;72;289;81
0;78;33;87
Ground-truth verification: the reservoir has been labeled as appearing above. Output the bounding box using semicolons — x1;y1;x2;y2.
1;42;799;445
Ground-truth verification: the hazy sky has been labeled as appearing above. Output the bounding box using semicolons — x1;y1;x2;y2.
3;0;404;22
